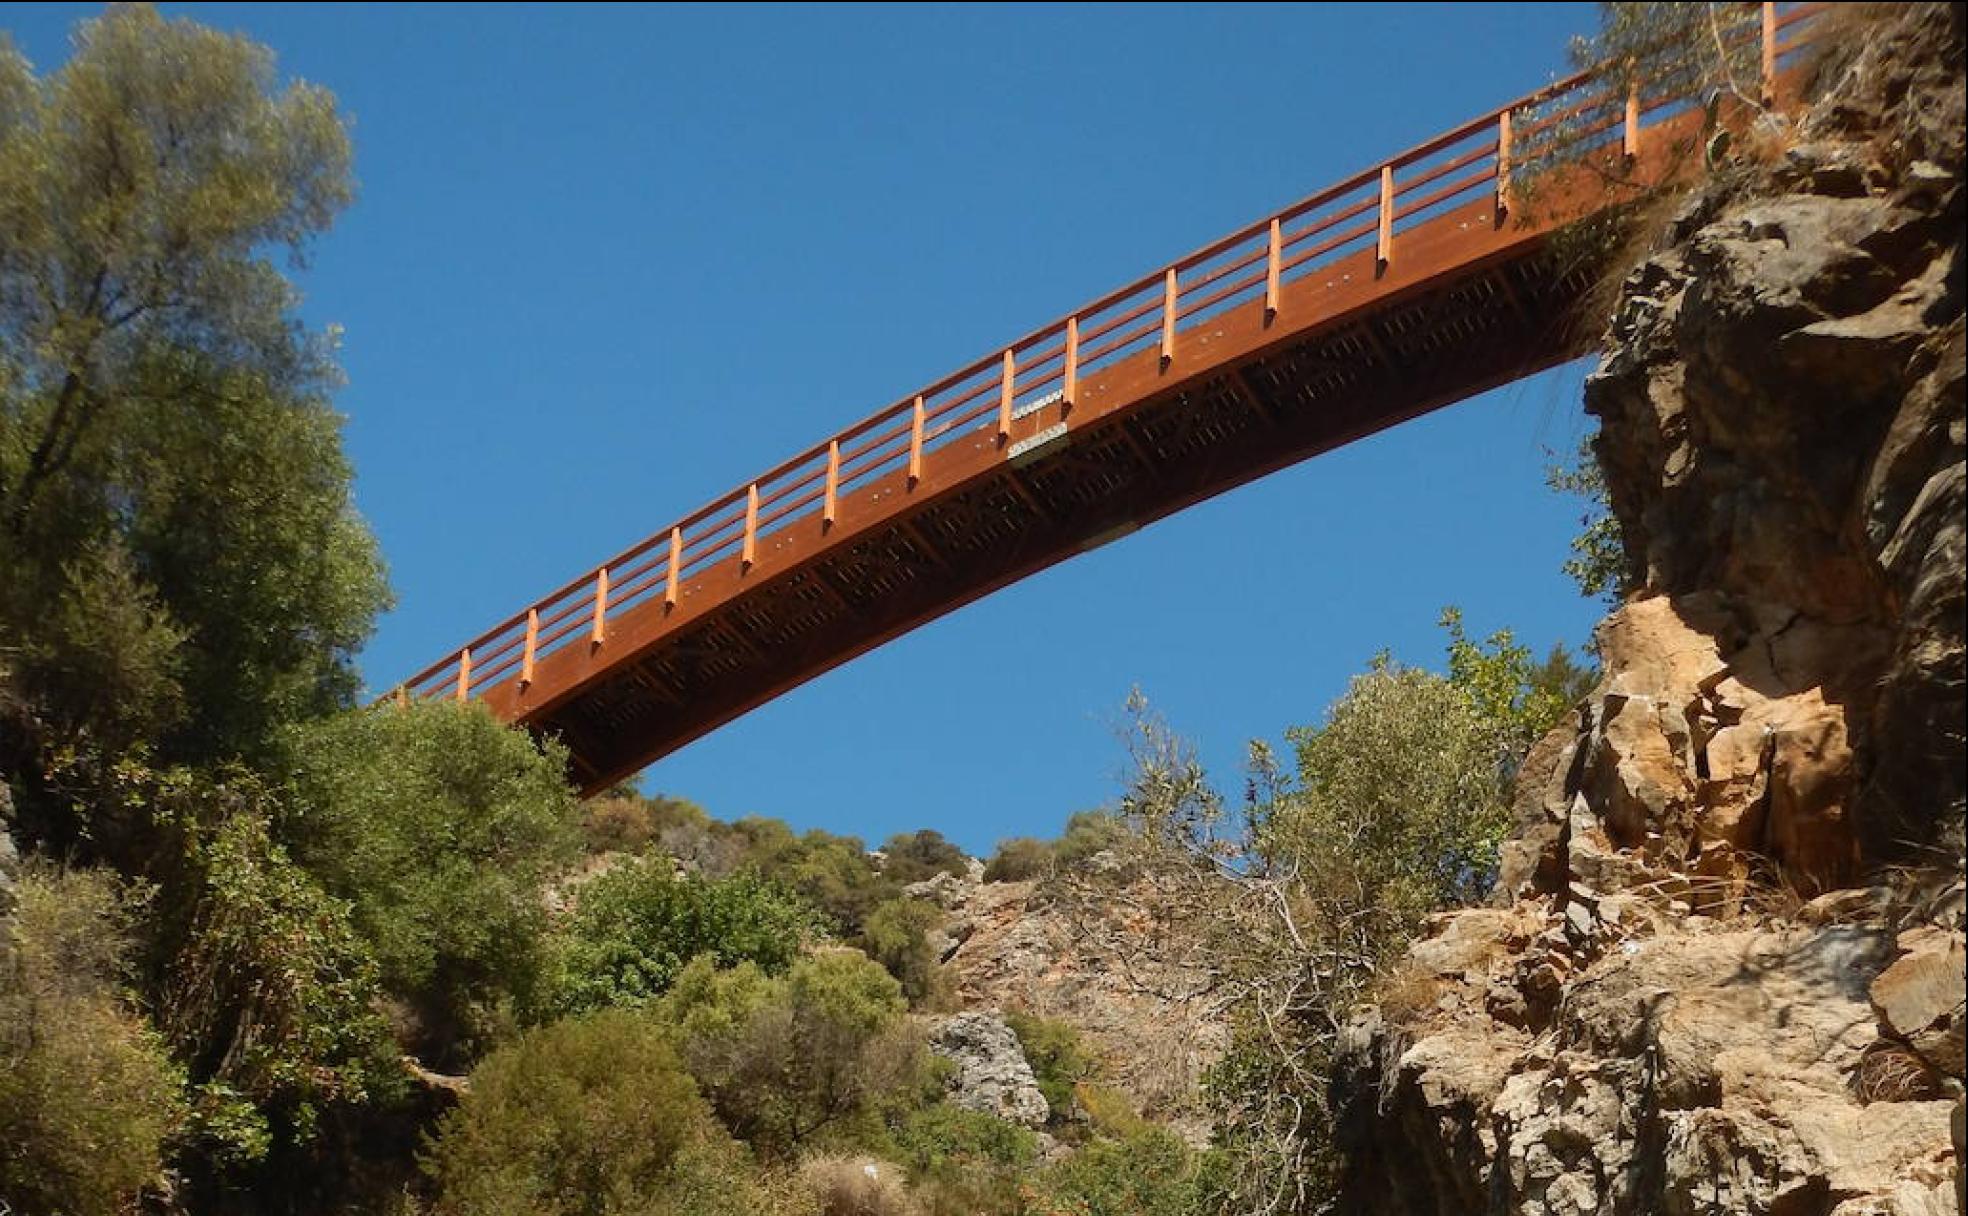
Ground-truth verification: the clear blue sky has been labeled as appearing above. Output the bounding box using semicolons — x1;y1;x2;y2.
7;3;1608;857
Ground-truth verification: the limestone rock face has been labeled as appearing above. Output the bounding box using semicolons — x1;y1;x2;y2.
1338;8;1966;1213
940;876;1227;1141
1581;11;1966;869
927;1010;1050;1128
1340;906;1963;1216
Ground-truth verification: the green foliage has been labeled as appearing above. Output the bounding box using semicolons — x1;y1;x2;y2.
763;828;892;934
579;791;710;856
1568;2;1769;108
1439;607;1590;756
423;1009;763;1216
664;951;917;1159
138;764;400;1159
983;836;1054;882
1546;435;1630;604
894;1102;1036;1175
878;828;967;885
892;1103;1035;1216
10;540;189;758
1029;1128;1218;1216
1106;671;1537;1210
279;700;581;1063
1275;657;1512;924
1004;1012;1099;1122
858;896;945;1007
0;6;384;776
543;859;821;1017
0;865;186;1216
1054;810;1130;870
663;811;891;934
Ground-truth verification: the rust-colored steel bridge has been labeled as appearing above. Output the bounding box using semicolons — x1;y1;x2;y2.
396;5;1823;794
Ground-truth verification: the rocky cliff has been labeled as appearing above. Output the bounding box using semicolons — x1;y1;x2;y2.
931;867;1228;1141
1335;7;1967;1214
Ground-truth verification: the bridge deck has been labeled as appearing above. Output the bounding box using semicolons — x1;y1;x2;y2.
397;5;1823;793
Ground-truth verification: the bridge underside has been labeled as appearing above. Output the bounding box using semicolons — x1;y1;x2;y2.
537;242;1598;792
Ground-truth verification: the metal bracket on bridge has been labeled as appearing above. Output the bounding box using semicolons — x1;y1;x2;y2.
1008;421;1069;467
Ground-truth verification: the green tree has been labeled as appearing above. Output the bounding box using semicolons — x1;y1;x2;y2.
423;1010;762;1216
879;828;968;885
664;951;918;1158
1275;657;1512;923
542;859;820;1017
278;701;581;1065
859;895;945;1006
0;5;385;824
1439;607;1589;757
1093;678;1523;1210
768;828;893;933
579;790;710;856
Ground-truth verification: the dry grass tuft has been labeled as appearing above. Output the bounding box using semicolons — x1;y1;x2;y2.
1853;1042;1947;1103
797;1155;920;1216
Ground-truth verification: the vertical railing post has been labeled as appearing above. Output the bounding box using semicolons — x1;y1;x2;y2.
1623;81;1640;159
1159;268;1177;363
394;685;409;709
1760;2;1777;105
908;396;925;486
664;526;682;607
997;349;1014;442
742;483;759;570
521;608;539;686
1376;165;1394;269
1495;109;1512;223
823;440;840;526
591;569;609;645
1062;317;1079;411
1264;218;1281;318
455;647;472;702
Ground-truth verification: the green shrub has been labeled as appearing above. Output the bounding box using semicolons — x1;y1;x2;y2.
982;837;1054;882
1029;1128;1213;1216
1053;811;1128;870
1271;657;1513;925
893;1104;1034;1216
665;951;918;1158
859;896;945;1006
542;860;821;1016
772;830;893;933
279;700;581;1063
1004;1012;1098;1122
878;830;967;885
423;1009;761;1216
0;866;186;1216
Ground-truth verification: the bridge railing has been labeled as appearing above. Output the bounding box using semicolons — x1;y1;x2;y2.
398;2;1824;708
